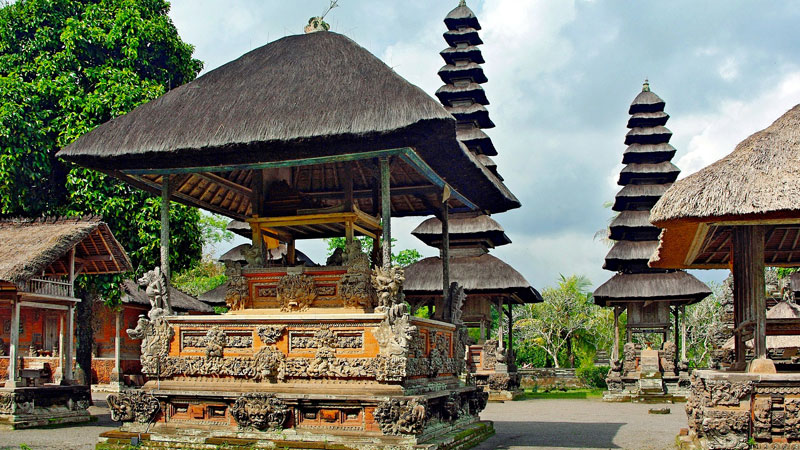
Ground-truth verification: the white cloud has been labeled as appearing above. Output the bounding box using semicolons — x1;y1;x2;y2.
672;71;800;176
718;56;739;81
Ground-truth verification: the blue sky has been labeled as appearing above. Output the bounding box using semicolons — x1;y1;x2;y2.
168;0;800;291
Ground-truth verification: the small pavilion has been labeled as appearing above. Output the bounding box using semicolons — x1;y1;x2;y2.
56;19;517;449
0;217;131;428
594;82;710;402
651;104;800;449
403;0;541;401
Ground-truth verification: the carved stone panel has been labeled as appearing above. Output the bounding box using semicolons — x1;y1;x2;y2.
277;274;316;312
374;397;426;435
786;398;800;439
257;325;286;344
752;397;772;440
230;393;288;431
702;410;749;450
107;390;160;423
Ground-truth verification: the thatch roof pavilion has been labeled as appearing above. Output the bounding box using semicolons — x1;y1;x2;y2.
120;279;212;314
0;217;131;387
594;82;710;364
650;103;800;371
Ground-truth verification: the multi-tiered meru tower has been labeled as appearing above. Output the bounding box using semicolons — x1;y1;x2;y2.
594;81;710;402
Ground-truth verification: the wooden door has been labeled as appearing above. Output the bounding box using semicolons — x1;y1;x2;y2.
44;315;59;353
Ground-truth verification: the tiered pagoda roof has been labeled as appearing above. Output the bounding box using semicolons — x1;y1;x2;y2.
594;82;710;307
404;2;540;306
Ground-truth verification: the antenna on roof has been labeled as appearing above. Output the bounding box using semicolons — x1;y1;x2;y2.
305;1;339;33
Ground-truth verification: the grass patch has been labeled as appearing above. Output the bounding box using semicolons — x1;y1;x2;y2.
522;388;603;399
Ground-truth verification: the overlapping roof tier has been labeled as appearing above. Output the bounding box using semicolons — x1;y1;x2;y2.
594;83;710;307
57;31;519;222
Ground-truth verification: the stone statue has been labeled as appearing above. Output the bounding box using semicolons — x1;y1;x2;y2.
277;274;316;312
126;309;173;375
224;262;249;311
241;244;264;268
137;266;172;316
338;240;376;309
372;265;405;314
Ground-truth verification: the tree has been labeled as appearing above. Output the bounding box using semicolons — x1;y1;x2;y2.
324;236;422;268
683;280;727;368
0;0;204;383
515;275;597;368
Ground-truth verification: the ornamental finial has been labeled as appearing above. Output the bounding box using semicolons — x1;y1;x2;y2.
642;78;650;92
458;0;467;6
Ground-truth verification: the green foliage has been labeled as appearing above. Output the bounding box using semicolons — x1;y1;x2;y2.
213;305;229;315
413;305;431;319
777;267;797;278
199;212;234;247
324;236;422;267
513;340;551;367
172;256;227;297
576;363;610;389
0;0;205;304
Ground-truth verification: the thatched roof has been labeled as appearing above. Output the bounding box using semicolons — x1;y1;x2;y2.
625;126;672;145
198;282;228;306
120;279;212;313
650;104;800;269
456;127;496;156
619;162;680;185
593;272;711;306
436;83;488;106
627;112;669;128
444;4;481;30
57;31;519;219
603;240;660;271
444;28;482;47
446;104;495;128
411;212;511;248
628;89;665;114
404;253;541;303
609;211;661;241
613;184;671;211
439;63;487;84
623;143;676;164
722;301;800;350
440;46;485;65
219;243;316;267
0;217;132;285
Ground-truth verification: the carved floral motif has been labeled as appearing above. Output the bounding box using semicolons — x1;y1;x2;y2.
706;380;753;406
107;390;160;423
230;393;288;431
374;397;427;435
482;340;498;370
257;325;286;344
277;274;316;312
702;410;749;450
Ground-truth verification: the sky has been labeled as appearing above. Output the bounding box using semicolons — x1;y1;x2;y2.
168;0;800;292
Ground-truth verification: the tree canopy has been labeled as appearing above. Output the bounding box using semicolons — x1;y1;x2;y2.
0;0;205;298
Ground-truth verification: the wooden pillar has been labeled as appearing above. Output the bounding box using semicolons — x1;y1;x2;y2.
63;303;74;383
161;175;171;281
680;305;687;361
612;306;620;361
479;319;486;343
371;178;380;268
505;300;513;353
442;201;450;300
111;308;122;385
58;313;65;379
380;157;391;269
733;226;766;365
69;247;75;298
5;297;20;387
495;299;504;350
251;170;265;263
287;240;296;265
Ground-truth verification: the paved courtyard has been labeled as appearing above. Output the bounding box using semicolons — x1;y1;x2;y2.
0;395;685;450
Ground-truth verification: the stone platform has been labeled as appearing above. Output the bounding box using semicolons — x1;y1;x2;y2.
679;370;800;450
0;385;92;429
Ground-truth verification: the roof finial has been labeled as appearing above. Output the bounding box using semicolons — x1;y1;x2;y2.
458;0;467;6
642;78;650;92
305;0;338;33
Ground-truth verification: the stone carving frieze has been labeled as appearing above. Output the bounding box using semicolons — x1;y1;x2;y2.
338;240;376;309
257;325;286;344
107;390;160;423
752;397;772;440
277;274;316;312
786;398;800;439
661;341;676;375
205;326;226;358
225;262;249;311
429;332;448;377
230;393;288;431
622;342;637;374
127;309;173;375
252;346;286;381
183;332;253;349
373;265;405;312
706;380;753;406
482;339;498;370
442;392;464;422
702;410;749;450
374;397;427;435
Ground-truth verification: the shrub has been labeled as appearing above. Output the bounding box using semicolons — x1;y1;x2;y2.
576;364;610;389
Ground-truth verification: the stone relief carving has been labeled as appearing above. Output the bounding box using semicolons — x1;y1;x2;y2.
225;262;249;311
442;392;463;422
230;393;288;431
374;397;427;435
107;390;160;423
374;311;416;358
482;339;498;370
127;309;173;375
257;325;286;344
786;398;800;439
183;332;253;349
241;244;264;268
685;374;707;433
277;274;316;312
467;389;489;416
661;341;676;375
205;326;226;358
338;240;376;309
622;342;637;374
429;332;448;377
138;266;172;315
373;265;405;312
252;346;286;381
488;373;512;391
706;380;753;406
752;397;772;440
0;392;15;414
290;333;363;350
702;410;749;450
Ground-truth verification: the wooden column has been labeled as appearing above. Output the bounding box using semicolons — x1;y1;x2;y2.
442;201;450;300
680;305;687;361
5;297;20;387
64;303;74;383
112;308;122;385
479;319;486;343
58;313;65;380
380;157;391;269
733;226;766;363
495;299;504;350
287;240;296;266
612;306;620;361
371;178;380;267
251;170;265;262
69;247;75;298
161;175;171;281
505;300;514;354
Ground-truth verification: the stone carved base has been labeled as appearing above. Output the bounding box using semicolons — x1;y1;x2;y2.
682;370;800;450
0;385;91;429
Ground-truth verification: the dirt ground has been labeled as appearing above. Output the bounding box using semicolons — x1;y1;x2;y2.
0;394;685;450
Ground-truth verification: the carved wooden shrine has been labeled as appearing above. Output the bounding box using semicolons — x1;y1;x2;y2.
56;9;520;449
651;104;800;449
594;82;711;403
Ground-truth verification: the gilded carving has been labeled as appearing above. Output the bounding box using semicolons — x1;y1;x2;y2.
225;262;249;311
277;274;316;312
230;393;288;431
257;325;286;344
374;397;427;435
107;390;160;423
